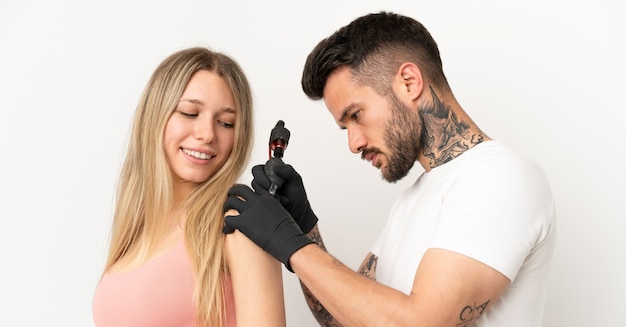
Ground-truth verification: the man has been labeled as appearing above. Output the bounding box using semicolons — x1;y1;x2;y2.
224;11;556;327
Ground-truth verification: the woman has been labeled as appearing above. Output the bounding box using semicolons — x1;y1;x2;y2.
93;47;285;326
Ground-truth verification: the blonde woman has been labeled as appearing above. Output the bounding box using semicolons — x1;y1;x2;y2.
93;47;285;327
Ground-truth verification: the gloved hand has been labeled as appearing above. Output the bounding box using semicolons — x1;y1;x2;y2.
251;163;318;234
223;184;313;272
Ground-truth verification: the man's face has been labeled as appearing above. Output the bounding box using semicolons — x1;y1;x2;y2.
323;67;420;182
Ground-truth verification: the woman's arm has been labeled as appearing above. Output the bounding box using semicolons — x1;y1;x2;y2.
224;210;286;327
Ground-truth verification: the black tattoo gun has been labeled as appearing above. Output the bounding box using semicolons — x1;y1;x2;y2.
265;120;291;196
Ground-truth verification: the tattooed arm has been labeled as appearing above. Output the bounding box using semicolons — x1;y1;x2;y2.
300;225;378;326
357;252;378;281
299;225;340;326
289;242;509;326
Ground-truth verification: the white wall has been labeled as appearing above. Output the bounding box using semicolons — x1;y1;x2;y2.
1;0;624;326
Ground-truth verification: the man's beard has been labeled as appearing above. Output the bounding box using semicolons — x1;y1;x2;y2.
380;93;422;183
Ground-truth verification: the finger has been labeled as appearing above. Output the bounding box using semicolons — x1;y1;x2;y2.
252;165;271;189
254;184;273;197
222;216;243;234
273;163;300;180
251;164;268;178
251;176;271;193
277;194;290;207
223;195;246;213
227;184;255;198
224;208;239;217
222;226;235;234
251;164;265;172
223;215;238;234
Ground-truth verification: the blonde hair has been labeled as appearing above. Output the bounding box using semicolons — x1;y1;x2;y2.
104;47;254;326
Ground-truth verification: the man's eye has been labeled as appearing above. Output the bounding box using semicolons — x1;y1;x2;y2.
351;110;361;120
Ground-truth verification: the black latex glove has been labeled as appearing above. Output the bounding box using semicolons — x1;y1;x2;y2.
223;184;313;272
251;164;318;234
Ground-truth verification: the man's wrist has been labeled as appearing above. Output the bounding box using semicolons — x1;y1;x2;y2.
283;235;314;272
287;242;318;273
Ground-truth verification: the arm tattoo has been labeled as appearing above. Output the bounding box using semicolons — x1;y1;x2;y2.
302;225;342;326
420;86;484;168
307;225;326;251
301;280;342;327
457;300;490;326
357;253;378;280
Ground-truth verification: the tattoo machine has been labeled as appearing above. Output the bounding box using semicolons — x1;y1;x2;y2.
265;120;291;196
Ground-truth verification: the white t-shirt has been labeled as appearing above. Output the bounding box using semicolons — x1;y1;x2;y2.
371;140;556;326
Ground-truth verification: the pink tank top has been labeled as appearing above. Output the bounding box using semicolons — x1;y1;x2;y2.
93;238;236;326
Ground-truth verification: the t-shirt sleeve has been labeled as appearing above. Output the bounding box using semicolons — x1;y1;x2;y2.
429;154;553;281
371;212;390;257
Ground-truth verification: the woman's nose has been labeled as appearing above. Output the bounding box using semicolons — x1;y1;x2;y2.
194;119;215;143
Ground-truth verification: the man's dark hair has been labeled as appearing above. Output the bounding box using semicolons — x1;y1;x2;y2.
301;11;449;100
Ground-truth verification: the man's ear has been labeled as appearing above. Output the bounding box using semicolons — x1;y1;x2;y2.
394;62;424;101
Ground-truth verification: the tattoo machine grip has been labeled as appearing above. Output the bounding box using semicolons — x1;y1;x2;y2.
265;120;290;196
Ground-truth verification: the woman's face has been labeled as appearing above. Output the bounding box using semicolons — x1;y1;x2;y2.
163;70;236;190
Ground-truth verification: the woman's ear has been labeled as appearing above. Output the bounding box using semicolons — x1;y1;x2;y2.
394;62;424;101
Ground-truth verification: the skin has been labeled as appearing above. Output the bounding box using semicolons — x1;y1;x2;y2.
164;70;237;200
169;70;284;326
225;215;286;326
108;70;237;272
291;65;509;326
114;70;285;326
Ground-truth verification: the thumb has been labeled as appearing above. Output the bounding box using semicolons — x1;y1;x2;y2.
223;214;239;234
223;225;235;234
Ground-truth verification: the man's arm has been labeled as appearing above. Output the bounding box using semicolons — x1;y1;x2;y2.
299;225;337;326
290;244;510;327
300;225;378;326
223;183;509;326
356;251;378;281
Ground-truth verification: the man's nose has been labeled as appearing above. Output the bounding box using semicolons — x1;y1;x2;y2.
347;127;366;154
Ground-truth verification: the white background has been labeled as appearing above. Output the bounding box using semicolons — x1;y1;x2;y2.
1;0;624;326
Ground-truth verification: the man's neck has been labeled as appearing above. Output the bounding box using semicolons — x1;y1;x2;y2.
416;87;489;171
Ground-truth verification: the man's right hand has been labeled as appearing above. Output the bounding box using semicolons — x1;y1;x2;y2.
251;164;318;234
223;184;313;272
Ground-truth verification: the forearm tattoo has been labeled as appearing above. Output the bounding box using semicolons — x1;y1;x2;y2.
420;86;484;168
307;225;326;251
302;225;342;326
306;222;489;326
301;280;341;327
